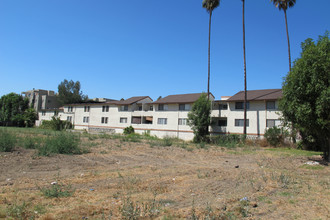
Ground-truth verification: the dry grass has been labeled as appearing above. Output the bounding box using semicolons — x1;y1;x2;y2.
0;130;329;219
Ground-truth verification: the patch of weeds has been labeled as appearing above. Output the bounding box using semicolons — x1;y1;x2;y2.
40;183;75;198
161;137;174;147
38;132;82;156
119;195;162;219
278;191;293;197
122;134;141;143
300;164;325;170
177;140;188;149
98;133;112;139
265;148;320;157
22;136;42;149
197;170;211;179
210;134;244;148
198;142;208;149
100;150;108;154
237;200;250;218
0;129;16;152
272;172;293;189
5;200;45;220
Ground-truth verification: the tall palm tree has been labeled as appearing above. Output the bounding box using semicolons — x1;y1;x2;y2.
271;0;296;72
242;0;247;136
202;0;220;100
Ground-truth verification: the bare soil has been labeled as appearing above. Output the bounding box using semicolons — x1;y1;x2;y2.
0;137;329;219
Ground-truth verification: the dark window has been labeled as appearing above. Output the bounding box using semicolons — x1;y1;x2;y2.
235;102;249;110
158;104;164;111
218;119;227;127
179;104;185;111
235;119;249;127
219;104;228;110
266;101;276;110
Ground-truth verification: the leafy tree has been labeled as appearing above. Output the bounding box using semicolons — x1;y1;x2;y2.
188;93;211;142
271;0;296;72
57;79;88;105
23;108;38;127
202;0;220;100
280;32;330;161
0;93;29;126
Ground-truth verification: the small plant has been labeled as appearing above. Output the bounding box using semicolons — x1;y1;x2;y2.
22;136;40;149
123;126;134;135
264;127;287;147
161;137;173;147
40;183;74;198
38;132;82;156
0;129;16;152
119;196;141;219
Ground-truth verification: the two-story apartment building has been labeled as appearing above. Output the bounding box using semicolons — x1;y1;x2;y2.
36;89;282;140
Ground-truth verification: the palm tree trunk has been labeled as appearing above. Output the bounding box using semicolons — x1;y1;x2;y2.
284;9;291;72
243;0;247;136
207;10;212;100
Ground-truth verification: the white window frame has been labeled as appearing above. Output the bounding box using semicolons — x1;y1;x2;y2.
101;117;108;124
235;102;249;110
235;119;249;127
157;118;167;125
102;106;109;112
84;106;90;112
120;117;128;123
178;118;187;125
83;116;89;123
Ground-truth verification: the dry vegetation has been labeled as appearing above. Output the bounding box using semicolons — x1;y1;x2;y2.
0;128;329;219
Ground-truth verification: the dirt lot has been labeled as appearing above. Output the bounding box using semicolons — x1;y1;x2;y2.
0;133;329;219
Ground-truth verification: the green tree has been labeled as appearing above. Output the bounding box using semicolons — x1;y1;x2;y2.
202;0;220;100
188;93;212;142
57;79;88;105
280;32;330;161
271;0;296;72
23;108;38;127
241;0;248;135
0;93;29;127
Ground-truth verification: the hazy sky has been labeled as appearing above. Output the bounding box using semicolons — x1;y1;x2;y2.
0;0;329;100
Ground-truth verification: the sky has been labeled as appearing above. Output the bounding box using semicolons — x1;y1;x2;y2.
0;0;329;101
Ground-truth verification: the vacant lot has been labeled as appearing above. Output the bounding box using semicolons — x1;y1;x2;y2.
0;128;329;219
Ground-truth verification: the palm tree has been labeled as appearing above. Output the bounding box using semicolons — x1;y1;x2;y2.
271;0;296;72
242;0;247;136
202;0;220;100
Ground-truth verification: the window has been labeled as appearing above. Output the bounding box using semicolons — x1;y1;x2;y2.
157;118;167;125
235;119;249;127
266;101;276;110
102;106;109;112
267;119;281;127
219;104;228;110
120;105;128;111
101;117;108;124
42;111;46;116
218;119;227;127
138;106;142;111
132;117;142;124
158;104;168;111
179;104;190;111
149;105;153;111
83;117;89;123
67;116;72;122
235;102;249;110
120;117;127;123
84;106;90;112
54;111;58;116
67;106;73;112
178;118;187;125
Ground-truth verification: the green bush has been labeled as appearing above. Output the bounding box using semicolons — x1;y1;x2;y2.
264;127;286;147
0;129;16;152
38;132;82;156
209;134;244;148
40;183;74;198
39;116;73;131
123;126;134;135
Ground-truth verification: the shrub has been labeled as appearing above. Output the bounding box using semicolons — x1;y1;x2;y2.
40;183;74;198
38;132;81;156
209;134;244;148
39;116;73;131
0;129;16;152
123;126;134;135
264;127;286;147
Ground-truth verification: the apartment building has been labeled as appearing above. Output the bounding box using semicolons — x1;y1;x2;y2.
22;89;60;112
36;89;283;140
